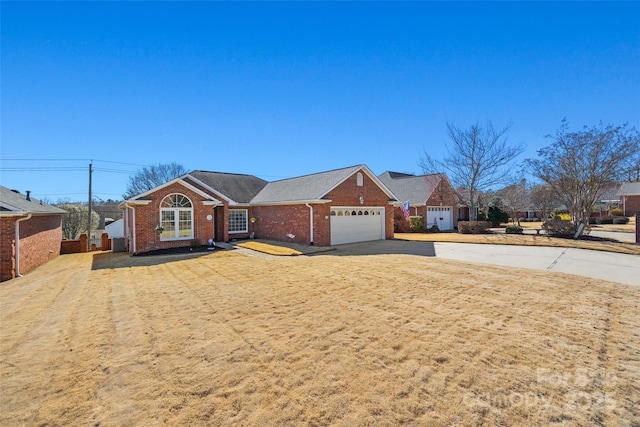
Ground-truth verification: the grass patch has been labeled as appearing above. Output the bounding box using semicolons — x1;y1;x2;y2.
236;240;305;256
1;252;638;425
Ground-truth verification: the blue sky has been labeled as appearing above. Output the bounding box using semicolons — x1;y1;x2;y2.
2;1;639;202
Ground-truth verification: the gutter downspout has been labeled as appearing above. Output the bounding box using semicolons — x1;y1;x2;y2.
15;214;32;277
305;202;314;245
131;205;137;254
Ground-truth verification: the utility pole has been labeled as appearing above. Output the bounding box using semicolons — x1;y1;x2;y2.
88;161;93;251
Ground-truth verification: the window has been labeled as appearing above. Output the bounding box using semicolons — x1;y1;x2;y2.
356;172;364;187
160;194;193;240
229;209;248;233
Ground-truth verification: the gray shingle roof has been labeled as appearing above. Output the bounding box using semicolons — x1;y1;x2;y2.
0;186;66;215
187;171;268;204
378;172;441;205
617;181;640;196
251;165;366;204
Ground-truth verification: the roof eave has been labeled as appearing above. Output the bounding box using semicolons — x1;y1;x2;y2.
250;199;332;206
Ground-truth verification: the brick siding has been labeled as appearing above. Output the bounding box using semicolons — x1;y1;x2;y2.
126;182;220;254
250;172;395;246
623;195;640;218
127;171;397;253
393;176;459;232
1;215;62;282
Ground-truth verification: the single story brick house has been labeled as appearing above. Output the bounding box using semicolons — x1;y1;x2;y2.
378;172;459;231
120;165;399;254
618;182;640;217
0;186;66;281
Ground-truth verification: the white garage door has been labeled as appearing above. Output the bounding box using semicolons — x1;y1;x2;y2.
426;206;453;231
330;207;385;245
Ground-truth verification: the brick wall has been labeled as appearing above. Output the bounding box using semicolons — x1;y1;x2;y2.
0;215;62;282
61;239;82;254
249;172;395;246
623;195;640;218
393;175;459;232
251;205;312;245
0;217;17;281
129;182;218;254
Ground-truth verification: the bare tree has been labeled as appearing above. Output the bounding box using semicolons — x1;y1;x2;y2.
58;203;100;239
496;179;530;226
419;121;525;221
526;120;640;235
529;184;560;221
122;162;188;199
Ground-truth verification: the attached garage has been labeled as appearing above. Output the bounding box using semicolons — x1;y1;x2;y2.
330;207;385;245
426;206;453;231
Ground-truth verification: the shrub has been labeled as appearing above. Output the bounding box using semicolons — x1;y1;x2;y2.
588;217;598;225
408;216;426;232
613;216;629;224
488;206;509;226
597;217;614;224
542;218;576;237
610;208;624;217
505;225;523;234
427;224;440;233
457;221;492;234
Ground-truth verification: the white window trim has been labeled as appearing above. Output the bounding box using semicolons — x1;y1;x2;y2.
160;194;194;241
229;209;248;234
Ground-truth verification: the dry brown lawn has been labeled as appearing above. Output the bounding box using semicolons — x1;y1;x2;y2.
1;250;639;426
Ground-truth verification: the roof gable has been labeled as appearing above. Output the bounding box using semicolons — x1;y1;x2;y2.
251;165;397;204
378;171;442;205
186;171;268;204
618;181;640;196
0;186;66;215
126;177;222;203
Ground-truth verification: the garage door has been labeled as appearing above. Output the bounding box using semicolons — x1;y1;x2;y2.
426;206;453;231
330;207;385;245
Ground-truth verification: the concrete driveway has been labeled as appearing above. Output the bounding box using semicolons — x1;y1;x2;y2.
434;242;640;287
332;240;640;287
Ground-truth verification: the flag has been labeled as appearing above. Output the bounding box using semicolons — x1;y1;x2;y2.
401;201;410;220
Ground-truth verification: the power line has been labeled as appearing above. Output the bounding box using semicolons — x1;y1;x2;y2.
1;158;149;167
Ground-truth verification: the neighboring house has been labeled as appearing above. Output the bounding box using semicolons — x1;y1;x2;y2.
618;182;640;217
592;183;622;217
120;165;398;254
378;172;458;231
455;188;486;222
105;219;124;238
0;186;66;282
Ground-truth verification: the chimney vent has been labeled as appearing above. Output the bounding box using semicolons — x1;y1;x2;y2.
26;191;32;201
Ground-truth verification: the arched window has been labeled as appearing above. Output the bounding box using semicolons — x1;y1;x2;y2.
356;172;364;187
337;211;344;216
330;210;337;216
160;194;193;240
